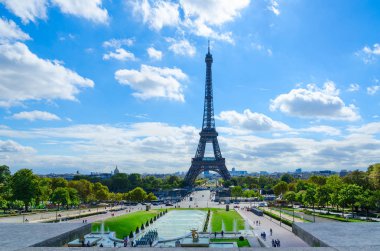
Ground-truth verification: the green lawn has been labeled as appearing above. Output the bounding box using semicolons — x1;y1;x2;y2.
210;238;250;247
92;210;163;239
210;209;245;232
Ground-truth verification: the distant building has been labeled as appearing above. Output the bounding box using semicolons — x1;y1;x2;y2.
114;166;120;174
259;171;269;176
295;168;302;174
230;167;248;176
340;169;348;177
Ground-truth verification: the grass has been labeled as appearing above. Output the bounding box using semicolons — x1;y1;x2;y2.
210;238;250;247
261;209;293;227
92;210;163;239
312;213;367;222
210;208;245;232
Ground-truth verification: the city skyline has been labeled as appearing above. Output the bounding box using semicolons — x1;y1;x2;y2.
0;0;380;174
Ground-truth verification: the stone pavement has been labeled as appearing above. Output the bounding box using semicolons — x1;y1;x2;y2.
236;208;309;248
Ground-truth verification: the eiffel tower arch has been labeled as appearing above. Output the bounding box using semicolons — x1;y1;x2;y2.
184;43;231;186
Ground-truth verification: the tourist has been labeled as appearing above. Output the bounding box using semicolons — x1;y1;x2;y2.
113;241;116;247
270;228;272;236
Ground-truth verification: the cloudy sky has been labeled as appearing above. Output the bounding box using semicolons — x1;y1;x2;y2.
0;0;379;174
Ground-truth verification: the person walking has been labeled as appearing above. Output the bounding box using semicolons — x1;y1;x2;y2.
270;228;272;236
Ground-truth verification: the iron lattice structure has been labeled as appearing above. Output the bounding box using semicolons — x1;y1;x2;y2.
184;45;231;186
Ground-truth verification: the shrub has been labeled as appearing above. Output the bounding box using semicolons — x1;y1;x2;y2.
129;231;134;238
136;226;140;233
239;236;244;241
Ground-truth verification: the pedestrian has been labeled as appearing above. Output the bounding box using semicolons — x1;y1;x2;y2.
272;239;275;247
270;228;272;236
278;239;281;247
113;241;116;247
149;240;153;247
221;230;224;237
214;232;217;238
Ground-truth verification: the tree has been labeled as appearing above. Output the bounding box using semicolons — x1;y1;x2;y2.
68;179;94;202
231;186;243;199
273;181;288;196
315;185;331;209
11;169;39;211
338;184;363;215
146;192;157;201
0;165;12;205
284;191;296;221
51;187;70;209
368;163;380;190
243;189;258;198
304;187;317;222
343;170;371;190
36;177;52;206
280;174;294;184
93;182;109;201
326;175;343;211
308;175;326;186
68;187;80;207
128;187;147;202
51;177;68;191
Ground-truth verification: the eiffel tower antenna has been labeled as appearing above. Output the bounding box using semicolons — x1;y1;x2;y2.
184;43;231;186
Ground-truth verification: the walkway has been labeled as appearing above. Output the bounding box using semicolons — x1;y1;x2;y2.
236;209;309;248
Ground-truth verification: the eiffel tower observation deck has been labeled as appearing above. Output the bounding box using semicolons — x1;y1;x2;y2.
184;43;231;186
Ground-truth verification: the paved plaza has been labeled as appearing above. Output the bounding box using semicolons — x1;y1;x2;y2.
237;208;309;248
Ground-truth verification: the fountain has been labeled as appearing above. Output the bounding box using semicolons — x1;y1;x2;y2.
221;220;226;232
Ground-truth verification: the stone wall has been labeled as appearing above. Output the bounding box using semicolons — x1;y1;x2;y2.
292;223;328;247
31;223;91;247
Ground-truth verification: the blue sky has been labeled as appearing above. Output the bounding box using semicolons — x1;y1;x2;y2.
0;0;379;174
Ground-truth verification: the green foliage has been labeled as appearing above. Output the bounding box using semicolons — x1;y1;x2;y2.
51;187;70;208
11;169;39;211
280;173;294;184
231;186;243;198
273;181;288;196
368;163;380;190
262;209;293;227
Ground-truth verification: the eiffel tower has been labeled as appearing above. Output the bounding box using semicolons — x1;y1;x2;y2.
184;43;231;186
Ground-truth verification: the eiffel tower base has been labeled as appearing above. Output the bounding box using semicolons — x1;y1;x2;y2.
184;158;231;186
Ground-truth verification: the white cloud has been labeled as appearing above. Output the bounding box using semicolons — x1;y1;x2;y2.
147;47;162;60
0;18;31;41
0;41;94;107
0;0;108;24
348;122;380;135
1;122;379;173
267;0;280;15
356;43;380;64
131;0;250;43
51;0;108;24
103;48;136;61
299;126;341;136
10;110;60;121
102;38;134;48
270;81;360;121
0;0;48;24
251;42;273;56
367;85;380;95
132;0;180;31
0;139;35;153
347;83;360;92
166;38;196;57
217;109;290;131
115;64;187;102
